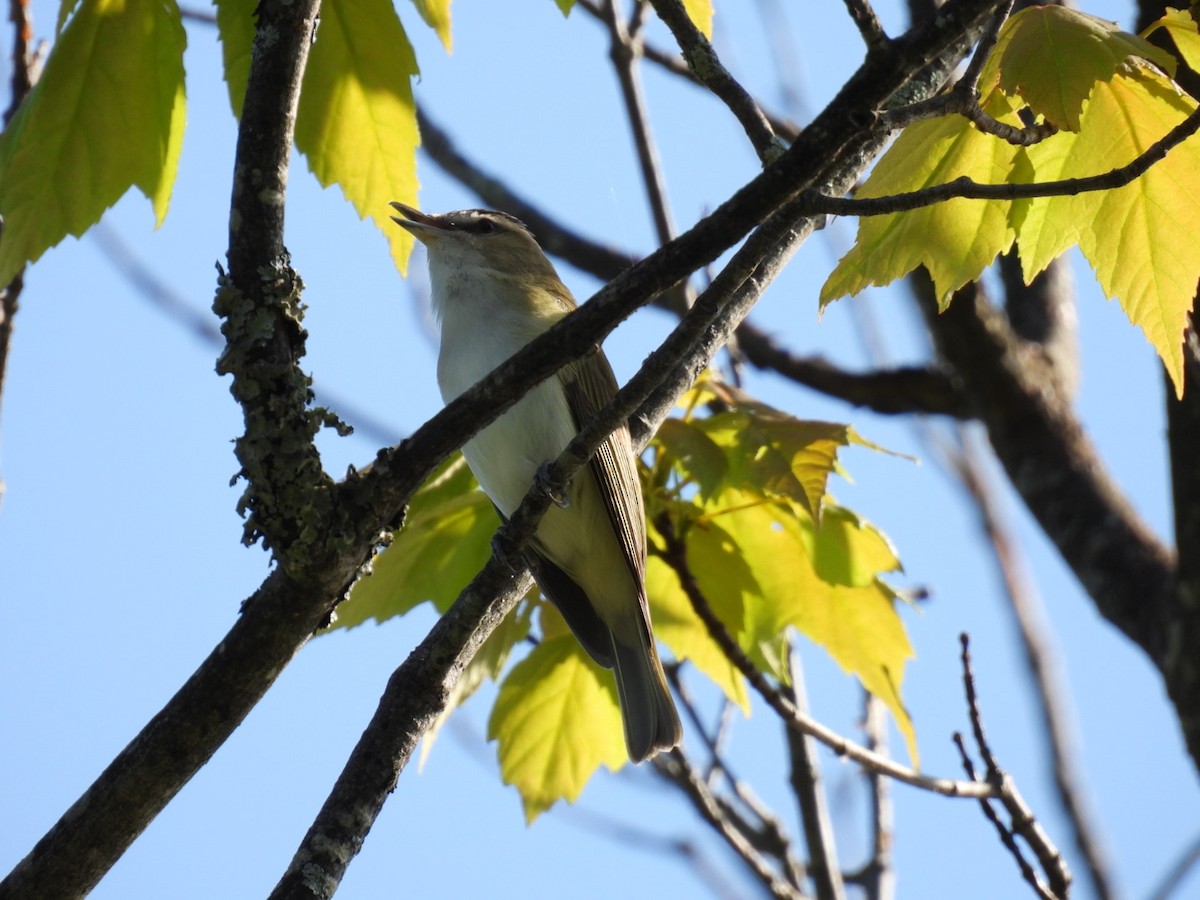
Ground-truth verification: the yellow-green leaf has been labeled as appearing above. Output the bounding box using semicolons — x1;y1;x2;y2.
695;412;880;518
214;0;253;116
1144;7;1200;73
409;0;453;51
296;0;422;274
488;636;626;822
682;0;714;39
693;489;918;763
553;0;574;16
982;5;1176;130
653;418;728;499
645;524;749;709
820;112;1018;308
331;456;502;629
1019;66;1200;396
0;0;186;286
812;504;902;588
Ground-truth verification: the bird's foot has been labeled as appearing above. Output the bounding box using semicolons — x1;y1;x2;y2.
536;461;571;509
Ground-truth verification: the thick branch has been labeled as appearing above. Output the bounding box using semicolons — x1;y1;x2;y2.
417;108;969;418
1;1;1012;893
273;144;838;898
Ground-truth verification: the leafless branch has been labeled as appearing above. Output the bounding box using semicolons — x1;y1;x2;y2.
948;431;1115;900
783;651;846;900
604;0;679;245
646;0;784;163
842;0;889;51
857;693;896;900
955;634;1071;900
655;750;807;900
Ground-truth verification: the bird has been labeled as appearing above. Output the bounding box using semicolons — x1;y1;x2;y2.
390;202;681;762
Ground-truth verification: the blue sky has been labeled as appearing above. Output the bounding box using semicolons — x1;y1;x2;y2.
2;1;1197;898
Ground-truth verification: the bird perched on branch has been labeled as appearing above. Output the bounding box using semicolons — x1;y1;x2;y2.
391;203;681;762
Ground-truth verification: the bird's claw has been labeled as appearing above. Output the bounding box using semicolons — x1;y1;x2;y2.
536;461;571;509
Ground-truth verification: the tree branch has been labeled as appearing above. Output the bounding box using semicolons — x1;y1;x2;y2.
646;0;784;163
783;652;846;900
918;282;1182;750
948;431;1115;900
955;635;1071;900
655;750;806;900
805;106;1200;215
0;1;1012;893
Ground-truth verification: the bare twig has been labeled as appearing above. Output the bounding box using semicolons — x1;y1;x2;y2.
652;513;996;800
655;750;806;900
957;634;1071;900
783;651;846;900
646;0;784;163
858;693;895;900
603;0;678;246
949;432;1116;900
667;670;806;889
842;0;889;51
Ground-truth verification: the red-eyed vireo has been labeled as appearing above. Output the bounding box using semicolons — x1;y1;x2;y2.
390;203;682;762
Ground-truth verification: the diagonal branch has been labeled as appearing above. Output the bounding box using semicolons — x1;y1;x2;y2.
646;0;784;163
417;106;969;418
273;150;842;899
0;1;1010;894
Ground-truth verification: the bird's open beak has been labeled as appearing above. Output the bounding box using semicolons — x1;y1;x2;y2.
389;202;450;245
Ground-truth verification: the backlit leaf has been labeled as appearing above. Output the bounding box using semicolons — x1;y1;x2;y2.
296;0;422;274
1018;66;1200;396
982;5;1176;130
691;489;918;763
1144;7;1200;73
0;0;186;286
409;0;453;51
820;111;1018;308
488;636;626;822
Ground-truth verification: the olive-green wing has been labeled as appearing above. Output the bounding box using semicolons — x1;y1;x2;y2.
560;350;647;586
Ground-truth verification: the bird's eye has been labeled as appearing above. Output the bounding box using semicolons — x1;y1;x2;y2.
477;219;497;235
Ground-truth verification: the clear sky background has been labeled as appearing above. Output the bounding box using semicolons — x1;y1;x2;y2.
2;1;1198;898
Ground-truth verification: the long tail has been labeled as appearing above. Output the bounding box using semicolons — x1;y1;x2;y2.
611;631;682;763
